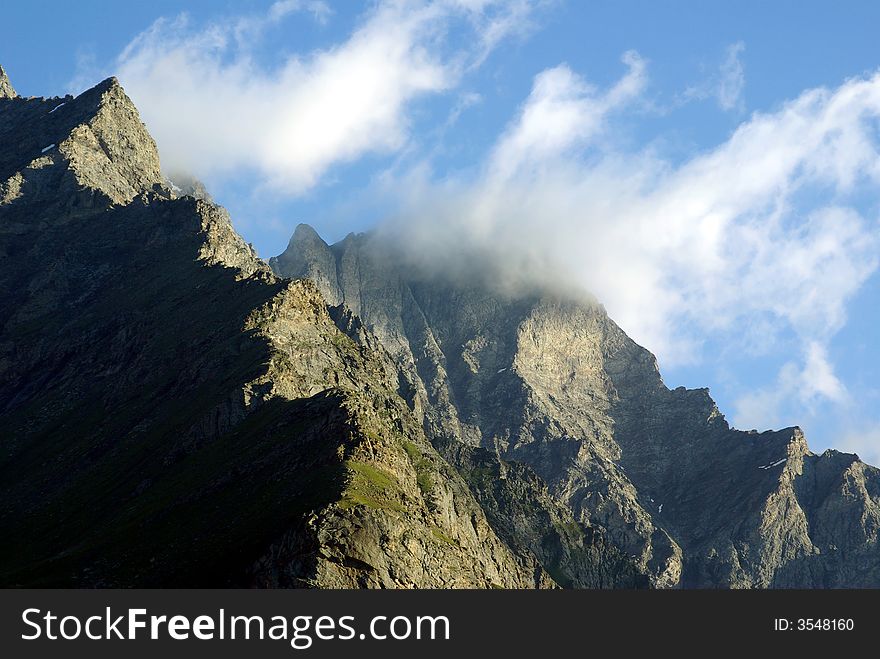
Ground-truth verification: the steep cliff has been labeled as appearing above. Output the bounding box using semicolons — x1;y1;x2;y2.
272;225;880;588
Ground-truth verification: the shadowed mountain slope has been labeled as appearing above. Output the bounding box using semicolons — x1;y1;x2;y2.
2;69;642;588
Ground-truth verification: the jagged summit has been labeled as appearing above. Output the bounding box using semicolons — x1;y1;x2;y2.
293;221;322;241
0;72;163;208
281;222;329;256
0;64;16;99
269;222;344;306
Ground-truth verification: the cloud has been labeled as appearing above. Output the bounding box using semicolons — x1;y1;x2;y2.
99;4;880;438
459;0;540;68
110;0;537;194
378;59;880;429
801;341;848;403
684;41;746;112
488;52;646;180
445;91;483;127
268;0;332;24
717;41;745;111
732;341;848;430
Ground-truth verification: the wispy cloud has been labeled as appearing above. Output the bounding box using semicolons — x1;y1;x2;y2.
488;52;646;180
684;41;746;112
268;0;333;24
717;41;746;111
732;341;849;430
107;0;538;194
461;0;540;68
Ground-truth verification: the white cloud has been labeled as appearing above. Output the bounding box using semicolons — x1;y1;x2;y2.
446;91;483;127
488;52;646;180
268;1;332;24
380;59;880;427
684;41;746;112
802;341;848;403
717;41;745;111
110;0;537;194
230;0;332;44
459;0;539;68
732;341;848;430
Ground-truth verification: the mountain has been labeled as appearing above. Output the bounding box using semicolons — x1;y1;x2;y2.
2;66;877;589
271;226;880;588
0;68;644;588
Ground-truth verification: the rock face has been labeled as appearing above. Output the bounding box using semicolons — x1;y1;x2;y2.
271;227;880;588
4;65;877;589
0;65;16;99
0;70;589;588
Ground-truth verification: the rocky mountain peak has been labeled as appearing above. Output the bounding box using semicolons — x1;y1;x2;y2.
292;221;324;244
273;222;880;589
0;64;16;99
60;76;164;202
269;222;342;306
0;70;163;209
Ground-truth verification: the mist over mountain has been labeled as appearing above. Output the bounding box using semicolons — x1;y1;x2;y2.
1;66;879;588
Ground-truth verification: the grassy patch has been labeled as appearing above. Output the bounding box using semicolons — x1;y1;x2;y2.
430;527;457;546
416;471;434;495
401;440;421;462
339;460;405;512
330;332;356;350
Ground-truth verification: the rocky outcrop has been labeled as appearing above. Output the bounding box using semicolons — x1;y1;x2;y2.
0;70;553;588
272;226;880;588
0;65;15;99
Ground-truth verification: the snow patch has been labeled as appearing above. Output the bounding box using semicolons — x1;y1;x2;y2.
40;144;56;153
658;503;663;513
497;368;507;373
48;102;65;114
759;458;787;470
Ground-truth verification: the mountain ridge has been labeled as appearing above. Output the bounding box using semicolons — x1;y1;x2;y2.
0;67;638;588
2;65;878;588
272;224;880;588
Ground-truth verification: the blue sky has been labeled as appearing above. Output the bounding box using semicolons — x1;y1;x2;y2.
4;0;880;463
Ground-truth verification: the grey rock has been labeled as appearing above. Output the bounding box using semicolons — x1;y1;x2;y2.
272;228;880;588
0;65;15;99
